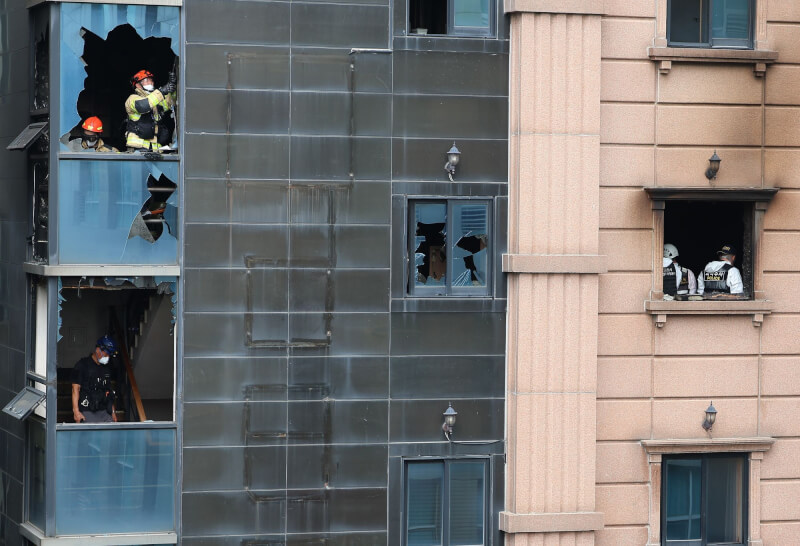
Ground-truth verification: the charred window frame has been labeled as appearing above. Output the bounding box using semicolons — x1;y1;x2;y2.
661;454;748;546
667;0;754;49
408;0;495;37
408;198;493;297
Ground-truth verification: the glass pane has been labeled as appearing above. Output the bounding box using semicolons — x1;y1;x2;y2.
669;0;707;44
706;457;744;544
449;461;486;545
55;428;176;534
407;462;444;545
711;0;750;40
60;4;180;150
451;202;489;289
413;203;447;288
27;420;46;531
453;0;490;29
3;387;45;420
665;459;702;541
57;160;179;264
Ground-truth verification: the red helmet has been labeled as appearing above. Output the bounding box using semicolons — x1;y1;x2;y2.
131;69;154;86
82;116;103;133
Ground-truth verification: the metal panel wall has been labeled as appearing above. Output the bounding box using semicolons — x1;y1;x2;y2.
182;0;509;542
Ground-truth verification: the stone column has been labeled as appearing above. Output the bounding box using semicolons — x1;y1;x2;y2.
501;1;605;544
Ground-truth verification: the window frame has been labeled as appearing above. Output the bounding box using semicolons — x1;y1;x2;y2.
660;453;748;546
407;0;495;38
666;0;754;50
407;197;493;298
403;457;491;546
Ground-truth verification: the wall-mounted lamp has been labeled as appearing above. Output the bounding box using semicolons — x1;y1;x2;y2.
705;150;721;180
702;401;717;431
444;143;461;182
442;403;458;441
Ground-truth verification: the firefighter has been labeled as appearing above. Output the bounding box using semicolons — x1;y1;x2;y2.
71;336;119;423
125;69;176;152
62;116;118;152
663;243;696;298
697;244;744;295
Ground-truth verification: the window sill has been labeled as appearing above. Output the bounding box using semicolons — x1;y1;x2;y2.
20;522;177;546
23;262;180;277
648;46;778;76
645;299;773;327
58;151;180;161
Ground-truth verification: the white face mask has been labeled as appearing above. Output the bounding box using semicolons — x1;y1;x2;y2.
143;84;155;92
98;355;110;365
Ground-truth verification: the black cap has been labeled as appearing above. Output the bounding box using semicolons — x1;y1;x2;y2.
716;244;737;257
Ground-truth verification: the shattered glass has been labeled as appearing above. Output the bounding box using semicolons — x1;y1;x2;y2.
60;4;179;150
452;202;489;287
57;160;178;264
413;202;447;288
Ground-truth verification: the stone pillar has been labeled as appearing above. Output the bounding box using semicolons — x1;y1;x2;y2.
501;1;605;544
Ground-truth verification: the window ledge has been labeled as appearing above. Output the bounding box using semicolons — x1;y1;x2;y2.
641;437;774;455
20;523;177;546
648;46;778;76
58;151;180;161
23;263;180;277
645;299;773;327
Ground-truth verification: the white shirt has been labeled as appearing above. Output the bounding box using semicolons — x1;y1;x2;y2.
697;259;743;294
672;261;697;294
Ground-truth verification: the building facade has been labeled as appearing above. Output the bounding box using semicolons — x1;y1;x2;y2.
0;0;799;545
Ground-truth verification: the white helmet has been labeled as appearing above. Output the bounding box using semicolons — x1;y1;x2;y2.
663;243;679;260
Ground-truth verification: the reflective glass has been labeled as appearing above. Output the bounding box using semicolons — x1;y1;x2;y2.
669;0;707;44
665;458;701;541
27;420;46;531
57;160;179;264
706;458;743;544
59;4;180;147
413;203;447;288
449;461;485;545
453;0;490;29
55;428;176;534
711;0;750;40
407;462;444;545
451;203;489;289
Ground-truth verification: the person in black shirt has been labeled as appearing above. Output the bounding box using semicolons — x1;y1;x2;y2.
71;336;119;423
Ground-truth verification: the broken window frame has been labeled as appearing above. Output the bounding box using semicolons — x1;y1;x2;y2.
407;198;493;298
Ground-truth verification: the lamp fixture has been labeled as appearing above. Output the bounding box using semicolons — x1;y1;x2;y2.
442;403;458;441
702;401;717;431
705;150;721;180
444;142;461;182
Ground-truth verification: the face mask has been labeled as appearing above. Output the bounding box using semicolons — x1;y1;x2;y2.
84;137;98;147
143;84;155;92
98;355;110;365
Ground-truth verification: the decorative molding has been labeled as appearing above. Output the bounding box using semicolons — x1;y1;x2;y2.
648;46;778;76
641;437;775;454
504;0;602;15
644;187;779;203
502;254;607;274
644;300;774;327
499;511;604;534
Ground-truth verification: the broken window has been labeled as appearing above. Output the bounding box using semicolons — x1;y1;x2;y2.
409;0;493;36
663;200;751;299
57;160;178;264
409;199;492;296
59;4;179;152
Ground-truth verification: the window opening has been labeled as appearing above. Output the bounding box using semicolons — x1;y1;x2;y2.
56;277;176;423
662;454;746;545
59;5;180;153
663;201;751;299
668;0;752;48
409;0;492;36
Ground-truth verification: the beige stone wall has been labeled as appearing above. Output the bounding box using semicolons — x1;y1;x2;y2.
596;2;800;544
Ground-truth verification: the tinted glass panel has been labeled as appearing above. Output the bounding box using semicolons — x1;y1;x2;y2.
449;461;485;545
665;458;702;541
57;160;179;264
453;0;489;29
55;428;176;534
669;0;707;44
451;202;489;289
407;462;444;545
413;202;447;289
711;0;749;40
706;457;744;544
27;420;46;531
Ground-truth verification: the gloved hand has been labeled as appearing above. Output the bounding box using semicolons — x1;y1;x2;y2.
168;71;177;85
159;80;176;95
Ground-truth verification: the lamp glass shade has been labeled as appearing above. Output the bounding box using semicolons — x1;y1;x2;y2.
443;404;458;426
709;151;721;173
447;144;460;167
705;402;717;426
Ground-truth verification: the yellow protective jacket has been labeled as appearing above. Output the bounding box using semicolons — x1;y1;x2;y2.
124;88;175;151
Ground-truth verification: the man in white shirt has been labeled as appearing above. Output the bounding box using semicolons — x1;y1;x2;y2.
663;243;697;298
697;244;744;295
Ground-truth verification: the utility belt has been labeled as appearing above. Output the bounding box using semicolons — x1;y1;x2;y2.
80;386;115;414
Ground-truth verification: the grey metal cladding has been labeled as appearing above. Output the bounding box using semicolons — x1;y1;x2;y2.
393;94;509;139
393;50;509;96
290;3;389;48
183;357;288;402
390;355;505;398
292;48;392;93
285;488;387;532
184;89;290;134
182;446;288;491
288;269;390;312
184;134;291;179
288;181;391;225
181;491;286;535
184;179;290;224
288;357;390;400
186;0;290;45
392;137;508;182
389;399;505;442
184;45;290;90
